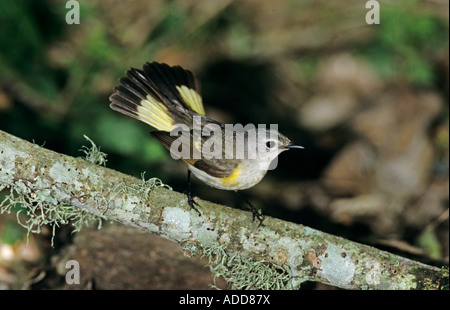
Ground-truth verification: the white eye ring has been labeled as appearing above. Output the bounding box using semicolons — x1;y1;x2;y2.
266;140;276;149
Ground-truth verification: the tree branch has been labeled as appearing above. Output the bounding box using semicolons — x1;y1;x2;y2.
0;129;447;289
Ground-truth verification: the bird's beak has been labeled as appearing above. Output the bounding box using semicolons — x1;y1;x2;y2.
285;142;304;150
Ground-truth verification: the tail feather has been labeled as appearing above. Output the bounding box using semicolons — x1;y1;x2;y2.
109;62;205;132
143;62;204;115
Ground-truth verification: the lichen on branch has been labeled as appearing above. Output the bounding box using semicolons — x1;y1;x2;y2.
0;129;447;290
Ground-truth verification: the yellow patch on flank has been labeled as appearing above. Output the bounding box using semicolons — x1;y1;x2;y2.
219;164;241;187
176;85;205;115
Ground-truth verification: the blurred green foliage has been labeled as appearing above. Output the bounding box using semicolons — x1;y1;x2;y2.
0;0;64;99
360;0;448;86
1;220;26;245
417;228;443;260
0;0;169;173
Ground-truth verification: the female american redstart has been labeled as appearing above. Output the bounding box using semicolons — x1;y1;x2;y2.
109;62;303;224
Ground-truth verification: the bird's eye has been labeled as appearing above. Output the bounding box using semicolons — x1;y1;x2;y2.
266;140;276;149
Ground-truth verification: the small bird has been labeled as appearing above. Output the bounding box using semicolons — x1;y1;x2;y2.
109;62;303;224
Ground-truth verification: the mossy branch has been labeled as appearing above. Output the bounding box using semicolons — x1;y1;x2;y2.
0;129;447;289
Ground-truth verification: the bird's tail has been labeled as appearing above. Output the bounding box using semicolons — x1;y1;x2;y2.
109;62;205;132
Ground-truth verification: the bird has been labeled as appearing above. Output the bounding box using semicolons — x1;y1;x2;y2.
109;62;303;224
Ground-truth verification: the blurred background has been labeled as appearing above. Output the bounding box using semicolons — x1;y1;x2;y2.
0;0;448;289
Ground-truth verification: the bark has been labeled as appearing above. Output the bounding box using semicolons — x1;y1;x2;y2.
0;129;447;289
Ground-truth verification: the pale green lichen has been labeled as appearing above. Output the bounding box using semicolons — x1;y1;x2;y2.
79;135;108;166
0;179;105;246
392;272;418;290
0;144;29;184
364;260;382;286
162;207;191;242
1;136;162;246
317;243;356;288
49;161;84;191
105;171;172;218
191;216;219;248
199;245;295;290
112;172;172;202
239;227;268;254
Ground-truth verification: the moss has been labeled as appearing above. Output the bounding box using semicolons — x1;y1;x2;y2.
441;267;449;290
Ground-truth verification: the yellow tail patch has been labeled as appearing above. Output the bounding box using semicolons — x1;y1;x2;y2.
176;85;205;115
136;95;174;132
110;62;206;133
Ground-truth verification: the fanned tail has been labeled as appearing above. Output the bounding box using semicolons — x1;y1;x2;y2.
109;62;205;132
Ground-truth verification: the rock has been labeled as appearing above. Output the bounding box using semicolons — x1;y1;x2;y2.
37;225;228;289
325;87;443;234
322;141;376;196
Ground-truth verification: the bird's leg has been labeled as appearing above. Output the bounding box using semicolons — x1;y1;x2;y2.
185;170;201;216
235;191;264;226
